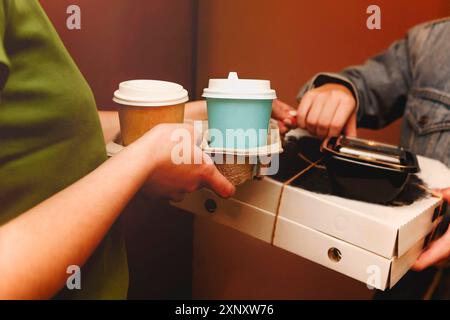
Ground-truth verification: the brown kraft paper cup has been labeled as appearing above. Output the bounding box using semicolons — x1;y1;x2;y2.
113;80;189;146
119;103;185;146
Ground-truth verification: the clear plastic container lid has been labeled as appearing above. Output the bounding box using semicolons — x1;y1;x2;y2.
321;136;420;173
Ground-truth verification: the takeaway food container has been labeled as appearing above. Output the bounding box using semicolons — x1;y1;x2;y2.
321;136;421;204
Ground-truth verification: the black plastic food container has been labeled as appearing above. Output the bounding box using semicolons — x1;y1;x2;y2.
321;136;421;204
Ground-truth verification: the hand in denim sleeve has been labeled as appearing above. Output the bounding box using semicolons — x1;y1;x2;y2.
296;38;412;133
293;73;359;137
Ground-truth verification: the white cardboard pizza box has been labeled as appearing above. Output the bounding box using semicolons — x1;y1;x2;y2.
171;155;448;290
174;187;437;290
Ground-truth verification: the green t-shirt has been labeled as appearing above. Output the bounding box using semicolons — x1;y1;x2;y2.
0;0;128;299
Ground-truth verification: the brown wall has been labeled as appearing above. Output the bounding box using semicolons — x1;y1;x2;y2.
41;0;197;108
193;0;449;299
40;0;196;299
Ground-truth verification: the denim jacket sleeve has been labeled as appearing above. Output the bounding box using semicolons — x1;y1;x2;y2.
297;38;412;130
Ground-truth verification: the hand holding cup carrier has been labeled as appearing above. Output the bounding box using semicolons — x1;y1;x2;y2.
111;73;282;189
113;80;235;201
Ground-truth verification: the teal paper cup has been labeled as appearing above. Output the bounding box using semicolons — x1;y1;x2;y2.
203;72;277;149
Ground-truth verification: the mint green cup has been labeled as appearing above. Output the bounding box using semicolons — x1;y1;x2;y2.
206;98;272;149
203;72;277;149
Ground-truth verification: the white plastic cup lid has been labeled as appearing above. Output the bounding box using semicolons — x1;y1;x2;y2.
113;80;189;107
202;72;277;100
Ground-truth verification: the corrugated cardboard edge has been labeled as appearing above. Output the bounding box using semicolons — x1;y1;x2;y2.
396;200;442;257
395;156;450;257
389;235;427;288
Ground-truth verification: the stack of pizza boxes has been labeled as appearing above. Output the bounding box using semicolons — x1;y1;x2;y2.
174;154;449;290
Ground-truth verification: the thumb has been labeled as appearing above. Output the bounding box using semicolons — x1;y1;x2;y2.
205;167;236;198
344;111;358;137
202;153;236;198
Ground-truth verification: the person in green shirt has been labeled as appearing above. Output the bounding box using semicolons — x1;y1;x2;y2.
0;0;235;299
